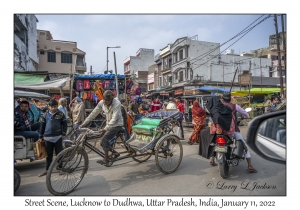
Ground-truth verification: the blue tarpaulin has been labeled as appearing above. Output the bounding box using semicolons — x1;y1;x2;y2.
195;86;230;93
75;74;125;79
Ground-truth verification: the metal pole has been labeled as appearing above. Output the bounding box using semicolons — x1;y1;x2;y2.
274;14;284;98
106;47;108;74
230;67;238;92
223;64;224;84
124;76;127;103
260;55;262;92
281;14;286;98
113;51;119;98
69;65;73;101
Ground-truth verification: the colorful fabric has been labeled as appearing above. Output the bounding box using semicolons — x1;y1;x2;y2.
189;101;206;143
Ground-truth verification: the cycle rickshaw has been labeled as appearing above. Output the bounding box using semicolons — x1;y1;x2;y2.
46;109;183;196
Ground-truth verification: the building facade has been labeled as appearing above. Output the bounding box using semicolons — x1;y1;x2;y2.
14;14;39;72
37;30;86;75
124;48;155;93
251;31;286;78
124;48;155;75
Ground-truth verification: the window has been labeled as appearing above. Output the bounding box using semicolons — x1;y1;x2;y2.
179;49;183;60
175;72;178;80
179;71;183;82
47;52;56;62
168;76;172;84
40;51;44;55
158;76;162;87
174;53;177;63
61;53;72;63
169;58;172;67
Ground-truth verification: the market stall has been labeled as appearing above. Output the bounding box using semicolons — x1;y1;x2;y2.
73;73;131;110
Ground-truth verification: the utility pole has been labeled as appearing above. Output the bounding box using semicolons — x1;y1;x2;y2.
281;14;286;98
113;52;119;99
69;65;73;101
230;67;239;92
248;60;252;99
90;65;93;75
274;14;284;98
260;51;262;92
223;64;224;84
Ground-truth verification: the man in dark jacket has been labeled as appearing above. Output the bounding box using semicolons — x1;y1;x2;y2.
37;100;67;177
14;100;41;142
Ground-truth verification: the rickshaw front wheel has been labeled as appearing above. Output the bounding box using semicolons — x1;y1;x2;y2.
155;135;183;174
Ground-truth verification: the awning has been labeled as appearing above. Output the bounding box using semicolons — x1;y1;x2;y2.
14;77;71;90
195;86;230;93
231;88;286;97
14;90;50;98
14;73;47;85
75;73;125;79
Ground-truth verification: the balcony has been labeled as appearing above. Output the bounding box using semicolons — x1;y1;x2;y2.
76;61;87;72
124;56;130;64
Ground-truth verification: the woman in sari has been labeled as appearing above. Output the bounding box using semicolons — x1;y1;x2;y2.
188;101;206;145
198;96;234;165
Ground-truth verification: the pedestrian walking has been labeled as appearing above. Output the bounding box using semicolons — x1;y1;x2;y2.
188;100;206;145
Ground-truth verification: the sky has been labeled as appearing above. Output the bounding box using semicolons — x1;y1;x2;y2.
36;14;286;75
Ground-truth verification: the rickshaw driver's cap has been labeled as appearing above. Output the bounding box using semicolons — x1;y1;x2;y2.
222;92;231;100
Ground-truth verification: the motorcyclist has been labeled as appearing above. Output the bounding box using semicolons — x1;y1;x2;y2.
221;92;257;173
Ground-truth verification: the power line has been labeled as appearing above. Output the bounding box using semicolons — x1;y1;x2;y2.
191;15;272;71
189;14;266;64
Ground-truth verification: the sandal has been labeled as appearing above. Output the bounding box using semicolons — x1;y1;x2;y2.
38;171;47;177
187;141;194;145
210;158;217;166
247;167;257;173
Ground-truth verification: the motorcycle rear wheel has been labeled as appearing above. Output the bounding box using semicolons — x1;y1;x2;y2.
218;162;229;178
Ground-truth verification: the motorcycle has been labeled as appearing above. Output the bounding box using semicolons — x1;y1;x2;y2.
212;107;252;178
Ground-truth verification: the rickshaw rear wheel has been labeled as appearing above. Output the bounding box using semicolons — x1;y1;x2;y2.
46;147;88;196
155;135;183;174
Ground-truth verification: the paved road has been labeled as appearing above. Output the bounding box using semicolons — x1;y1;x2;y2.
15;125;286;196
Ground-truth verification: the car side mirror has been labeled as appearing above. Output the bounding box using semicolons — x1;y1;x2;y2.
246;110;286;163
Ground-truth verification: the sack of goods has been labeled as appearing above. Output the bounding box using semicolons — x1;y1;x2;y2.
34;141;48;160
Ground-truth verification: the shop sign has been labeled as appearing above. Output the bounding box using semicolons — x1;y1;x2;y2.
238;72;252;84
184;86;198;95
159;90;169;96
174;88;183;95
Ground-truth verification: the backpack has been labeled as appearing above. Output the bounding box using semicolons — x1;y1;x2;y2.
135;87;141;95
83;80;91;90
137;97;142;104
110;81;116;89
76;80;84;91
126;80;133;89
104;80;111;89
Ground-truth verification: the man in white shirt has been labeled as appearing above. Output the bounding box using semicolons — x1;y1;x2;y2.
80;90;123;166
